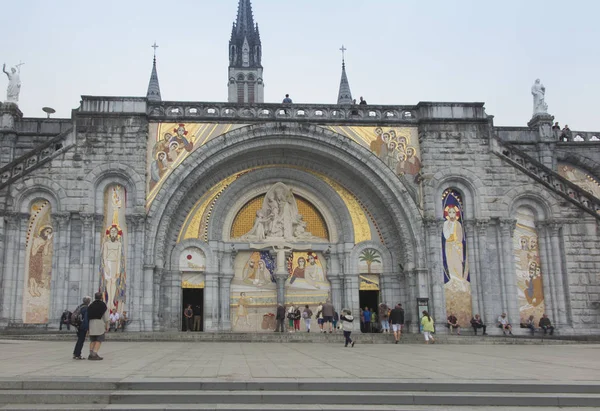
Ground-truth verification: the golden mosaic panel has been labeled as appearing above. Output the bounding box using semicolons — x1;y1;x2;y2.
230;195;329;240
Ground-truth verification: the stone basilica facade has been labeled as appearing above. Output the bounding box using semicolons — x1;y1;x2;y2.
1;1;599;335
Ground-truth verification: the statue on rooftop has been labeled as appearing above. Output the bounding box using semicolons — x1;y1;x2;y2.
531;78;548;116
3;63;22;104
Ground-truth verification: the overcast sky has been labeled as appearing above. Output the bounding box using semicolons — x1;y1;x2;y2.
1;0;599;130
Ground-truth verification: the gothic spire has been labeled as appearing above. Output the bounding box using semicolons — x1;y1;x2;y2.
337;45;353;105
229;0;262;68
146;42;161;102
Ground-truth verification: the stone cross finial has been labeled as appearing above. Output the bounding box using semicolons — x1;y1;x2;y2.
339;45;347;62
151;42;159;58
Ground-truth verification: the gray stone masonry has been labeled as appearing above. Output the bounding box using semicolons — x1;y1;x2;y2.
0;97;599;335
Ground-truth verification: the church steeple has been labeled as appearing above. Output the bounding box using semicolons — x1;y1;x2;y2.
228;0;264;103
337;45;353;105
146;42;161;102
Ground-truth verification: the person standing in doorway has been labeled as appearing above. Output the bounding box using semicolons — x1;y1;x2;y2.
421;310;436;344
275;304;285;332
302;305;313;332
87;292;109;360
390;303;405;344
72;296;91;360
193;304;202;331
184;304;193;332
362;306;371;333
340;309;355;347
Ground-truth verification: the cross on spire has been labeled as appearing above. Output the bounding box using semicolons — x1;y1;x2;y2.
151;42;159;58
339;45;347;62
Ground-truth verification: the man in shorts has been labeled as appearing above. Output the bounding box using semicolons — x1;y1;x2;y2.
389;303;405;344
321;300;334;333
87;292;109;360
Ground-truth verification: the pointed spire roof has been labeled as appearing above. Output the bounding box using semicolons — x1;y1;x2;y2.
146;42;161;102
229;0;262;68
337;45;353;105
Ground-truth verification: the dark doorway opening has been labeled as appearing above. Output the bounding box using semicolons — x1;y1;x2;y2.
182;288;204;332
359;290;380;333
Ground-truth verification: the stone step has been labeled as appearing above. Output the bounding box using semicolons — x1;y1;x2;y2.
2;380;598;394
0;390;598;407
0;406;593;411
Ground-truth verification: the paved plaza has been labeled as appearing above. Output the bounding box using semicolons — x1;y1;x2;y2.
1;339;599;382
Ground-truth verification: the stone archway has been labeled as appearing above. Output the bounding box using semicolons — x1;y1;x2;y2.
145;122;427;330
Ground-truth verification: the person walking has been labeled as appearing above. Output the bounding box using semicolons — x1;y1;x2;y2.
340;309;355;347
316;303;324;332
275;304;285;332
333;310;339;331
60;309;71;331
389;303;405;344
421;310;436;344
87;292;109;360
72;296;91;360
302;305;313;332
183;304;193;332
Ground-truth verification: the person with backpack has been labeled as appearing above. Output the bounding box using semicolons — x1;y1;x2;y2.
87;292;110;360
340;309;355;347
72;296;91;360
302;305;313;332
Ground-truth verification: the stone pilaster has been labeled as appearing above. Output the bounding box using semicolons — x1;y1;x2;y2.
535;222;557;324
464;219;481;318
548;221;568;326
219;248;236;330
499;218;519;326
126;214;146;331
1;212;27;325
475;219;492;323
423;217;445;322
0;102;22;167
79;213;95;305
152;267;163;330
141;264;155;331
203;273;219;331
51;212;71;326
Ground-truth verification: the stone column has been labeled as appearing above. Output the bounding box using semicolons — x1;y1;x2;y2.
126;214;146;331
80;214;95;303
152;267;163;330
203;273;219;331
51;212;70;326
499;218;519;326
548;222;568;326
273;248;290;306
424;218;445;322
475;219;492;323
219;249;236;330
464;219;481;317
325;250;342;312
0;103;22;166
2;212;27;325
535;222;557;324
141;264;155;331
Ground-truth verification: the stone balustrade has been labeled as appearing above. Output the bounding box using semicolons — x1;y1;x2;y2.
492;136;600;218
0;128;73;190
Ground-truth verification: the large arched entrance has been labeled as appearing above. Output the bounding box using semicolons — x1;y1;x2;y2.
146;122;427;331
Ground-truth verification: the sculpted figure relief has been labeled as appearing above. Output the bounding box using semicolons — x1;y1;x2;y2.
237;182;326;243
3;63;21;104
531;78;548;116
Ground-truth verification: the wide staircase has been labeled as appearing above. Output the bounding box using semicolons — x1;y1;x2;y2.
491;135;600;220
0;379;598;410
0;128;73;190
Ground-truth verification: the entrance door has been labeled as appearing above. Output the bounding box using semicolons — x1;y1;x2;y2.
182;288;204;332
359;290;380;314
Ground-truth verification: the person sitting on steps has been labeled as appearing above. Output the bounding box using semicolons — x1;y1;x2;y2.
498;313;513;335
470;314;487;335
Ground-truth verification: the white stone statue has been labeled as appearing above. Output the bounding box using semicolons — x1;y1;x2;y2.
237;182;326;243
531;78;548;116
3;63;22;104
